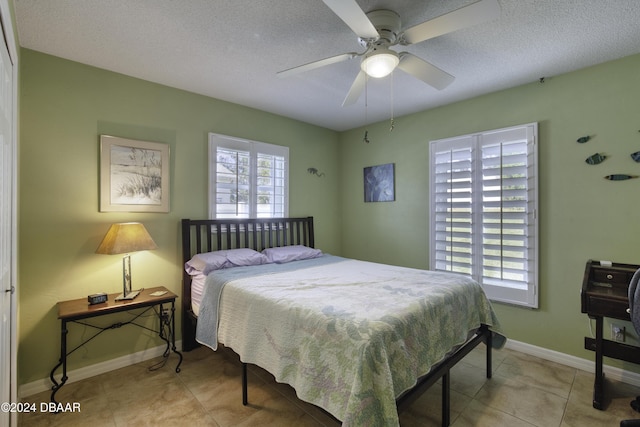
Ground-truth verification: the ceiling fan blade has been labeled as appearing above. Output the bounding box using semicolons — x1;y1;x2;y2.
397;53;455;90
322;0;379;40
342;70;367;106
277;52;358;78
401;0;500;45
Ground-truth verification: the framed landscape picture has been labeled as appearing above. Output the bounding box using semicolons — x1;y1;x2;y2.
364;163;395;202
99;135;170;212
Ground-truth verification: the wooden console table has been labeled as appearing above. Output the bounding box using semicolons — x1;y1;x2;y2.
50;286;183;403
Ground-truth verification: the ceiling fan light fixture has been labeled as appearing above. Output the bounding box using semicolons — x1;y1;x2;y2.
361;48;399;78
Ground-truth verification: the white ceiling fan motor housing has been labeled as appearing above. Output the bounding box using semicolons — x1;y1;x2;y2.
358;9;401;47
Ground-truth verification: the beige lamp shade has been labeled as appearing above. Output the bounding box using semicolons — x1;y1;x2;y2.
95;222;157;255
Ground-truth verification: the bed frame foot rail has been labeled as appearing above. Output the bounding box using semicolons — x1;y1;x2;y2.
396;325;493;427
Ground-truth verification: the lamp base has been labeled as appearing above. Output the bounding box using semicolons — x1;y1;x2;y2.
114;289;141;301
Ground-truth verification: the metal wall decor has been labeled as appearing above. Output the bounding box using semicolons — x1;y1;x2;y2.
585;153;606;165
307;167;325;177
575;130;640;181
576;135;591;144
604;174;638;181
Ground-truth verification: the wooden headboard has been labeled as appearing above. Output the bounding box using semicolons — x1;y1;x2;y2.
180;217;315;351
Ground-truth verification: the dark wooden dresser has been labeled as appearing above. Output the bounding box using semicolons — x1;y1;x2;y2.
581;259;640;409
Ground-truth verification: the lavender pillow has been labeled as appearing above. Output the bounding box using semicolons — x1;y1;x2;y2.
185;252;228;275
185;248;268;275
222;248;268;268
262;245;322;264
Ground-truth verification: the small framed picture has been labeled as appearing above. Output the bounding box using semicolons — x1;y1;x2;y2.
364;163;395;202
99;135;170;212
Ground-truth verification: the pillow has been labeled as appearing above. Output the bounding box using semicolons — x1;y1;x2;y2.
262;245;322;264
221;248;268;268
185;248;268;275
184;252;228;275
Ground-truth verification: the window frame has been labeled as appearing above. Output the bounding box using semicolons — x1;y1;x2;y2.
208;133;289;220
429;123;538;308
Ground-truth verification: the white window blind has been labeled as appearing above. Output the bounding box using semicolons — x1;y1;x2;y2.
429;123;538;308
209;133;288;219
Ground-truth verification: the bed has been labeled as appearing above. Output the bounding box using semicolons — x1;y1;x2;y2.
181;217;504;426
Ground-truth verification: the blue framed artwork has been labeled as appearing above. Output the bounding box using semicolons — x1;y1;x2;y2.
364;163;395;202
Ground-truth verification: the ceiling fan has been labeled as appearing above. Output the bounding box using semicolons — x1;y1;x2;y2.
278;0;501;106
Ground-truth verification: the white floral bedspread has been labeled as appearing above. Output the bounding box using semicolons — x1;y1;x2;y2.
196;255;504;426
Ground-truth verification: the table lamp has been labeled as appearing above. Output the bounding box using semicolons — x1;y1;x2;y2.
96;222;157;301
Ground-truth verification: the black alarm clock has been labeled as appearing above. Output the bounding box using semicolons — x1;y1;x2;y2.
88;292;108;305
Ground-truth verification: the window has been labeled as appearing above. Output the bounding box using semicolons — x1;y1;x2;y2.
429;123;538;308
209;133;288;219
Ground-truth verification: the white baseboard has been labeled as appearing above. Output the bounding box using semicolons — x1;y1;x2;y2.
19;341;182;398
505;339;640;387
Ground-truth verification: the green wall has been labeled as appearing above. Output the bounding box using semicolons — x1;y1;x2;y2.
18;49;341;384
338;53;640;366
19;46;640;386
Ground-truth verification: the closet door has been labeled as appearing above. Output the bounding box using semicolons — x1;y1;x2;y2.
0;4;16;425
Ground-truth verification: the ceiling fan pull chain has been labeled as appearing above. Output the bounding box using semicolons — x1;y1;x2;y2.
390;72;395;132
363;74;370;143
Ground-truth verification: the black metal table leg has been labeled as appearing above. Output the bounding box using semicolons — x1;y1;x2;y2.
50;319;68;403
593;316;604;409
170;300;183;372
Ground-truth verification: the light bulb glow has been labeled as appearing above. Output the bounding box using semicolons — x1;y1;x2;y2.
361;49;399;78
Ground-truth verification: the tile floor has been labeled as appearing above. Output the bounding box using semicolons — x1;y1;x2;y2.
19;344;640;426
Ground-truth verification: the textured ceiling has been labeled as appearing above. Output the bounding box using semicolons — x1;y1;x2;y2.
14;0;640;131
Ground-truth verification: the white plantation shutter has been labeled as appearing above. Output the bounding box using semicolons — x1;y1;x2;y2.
430;123;538;308
209;133;288;219
432;137;475;276
256;151;287;217
215;146;251;218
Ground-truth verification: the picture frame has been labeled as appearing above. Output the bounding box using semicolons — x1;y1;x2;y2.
364;163;395;202
99;135;170;212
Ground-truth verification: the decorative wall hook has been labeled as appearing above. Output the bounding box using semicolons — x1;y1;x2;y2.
307;167;325;177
